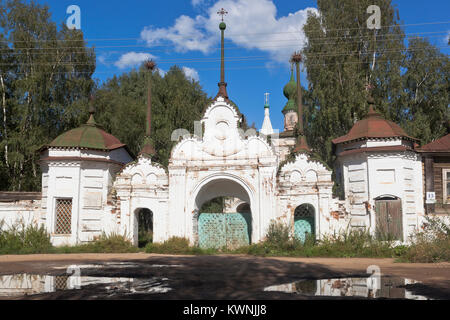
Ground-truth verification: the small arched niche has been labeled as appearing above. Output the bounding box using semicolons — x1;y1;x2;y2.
294;203;315;243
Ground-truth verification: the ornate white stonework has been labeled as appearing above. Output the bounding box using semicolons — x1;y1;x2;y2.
107;97;347;246
0;100;430;247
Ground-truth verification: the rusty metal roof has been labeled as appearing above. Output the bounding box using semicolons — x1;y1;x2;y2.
48;115;126;151
418;133;450;153
332;107;418;145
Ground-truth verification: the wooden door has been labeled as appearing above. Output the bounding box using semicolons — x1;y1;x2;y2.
375;199;403;241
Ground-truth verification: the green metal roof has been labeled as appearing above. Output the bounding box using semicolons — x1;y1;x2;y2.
282;69;297;114
49;114;126;151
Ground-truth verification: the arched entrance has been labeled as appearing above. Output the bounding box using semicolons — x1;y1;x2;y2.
134;208;153;247
294;203;315;242
193;177;253;250
374;195;402;241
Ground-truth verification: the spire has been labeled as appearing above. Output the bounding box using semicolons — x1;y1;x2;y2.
291;52;311;153
365;83;378;116
140;60;156;157
261;92;274;136
264;92;269;108
86;95;97;126
215;8;229;100
282;65;297;114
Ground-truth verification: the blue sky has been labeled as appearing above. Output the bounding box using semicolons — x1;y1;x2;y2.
37;0;449;132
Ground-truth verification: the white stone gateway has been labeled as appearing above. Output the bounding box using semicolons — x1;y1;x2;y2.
0;19;431;247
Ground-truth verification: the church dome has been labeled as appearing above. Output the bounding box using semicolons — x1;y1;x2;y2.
332;106;418;144
282;69;297;114
49;113;125;151
283;69;296;99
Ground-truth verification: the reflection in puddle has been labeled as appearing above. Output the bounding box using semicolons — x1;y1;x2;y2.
264;277;431;300
52;263;184;270
0;273;171;297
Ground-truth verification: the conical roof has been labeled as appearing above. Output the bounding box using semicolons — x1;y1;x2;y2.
332;106;418;144
49;114;126;151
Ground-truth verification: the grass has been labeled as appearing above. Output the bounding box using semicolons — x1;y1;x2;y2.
233;223;396;258
53;232;139;254
0;221;52;254
1;217;449;262
396;215;450;263
145;237;217;255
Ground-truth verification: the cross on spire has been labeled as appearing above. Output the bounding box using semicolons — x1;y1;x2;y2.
215;8;229;100
217;8;228;21
264;92;270;106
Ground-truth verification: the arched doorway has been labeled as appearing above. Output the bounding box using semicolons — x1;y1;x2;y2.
194;177;252;250
134;208;153;247
374;195;402;241
294;203;315;243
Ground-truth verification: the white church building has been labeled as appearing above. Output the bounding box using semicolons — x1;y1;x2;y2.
0;20;427;248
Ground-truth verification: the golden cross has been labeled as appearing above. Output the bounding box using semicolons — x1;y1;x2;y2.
217;8;228;21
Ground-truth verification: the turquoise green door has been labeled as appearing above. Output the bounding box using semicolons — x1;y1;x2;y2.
294;217;314;243
294;203;315;243
198;213;251;249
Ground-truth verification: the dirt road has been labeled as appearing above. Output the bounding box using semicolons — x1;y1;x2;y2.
0;254;449;299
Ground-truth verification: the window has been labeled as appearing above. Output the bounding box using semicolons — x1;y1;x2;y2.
444;169;450;204
55;198;72;234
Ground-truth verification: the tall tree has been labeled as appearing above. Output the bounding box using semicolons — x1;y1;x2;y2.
400;37;449;142
0;0;95;191
93;65;210;167
303;0;405;165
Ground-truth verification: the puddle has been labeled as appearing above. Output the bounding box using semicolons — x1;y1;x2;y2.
52;262;184;270
0;273;171;297
264;277;432;300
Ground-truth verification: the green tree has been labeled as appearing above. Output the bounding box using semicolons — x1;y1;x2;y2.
400;37;449;142
303;0;405;165
0;0;95;191
93;65;210;167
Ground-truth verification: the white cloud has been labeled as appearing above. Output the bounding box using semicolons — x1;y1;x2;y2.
140;0;318;64
445;31;450;44
141;15;214;54
98;55;107;65
191;0;205;6
182;66;200;81
114;52;157;69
